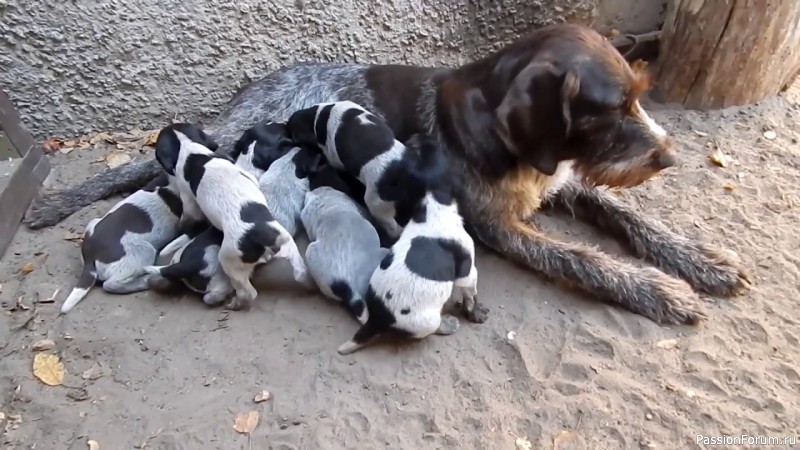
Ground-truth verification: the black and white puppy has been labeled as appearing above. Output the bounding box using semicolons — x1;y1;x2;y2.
287;100;421;240
154;123;310;311
139;226;234;305
337;136;490;354
60;173;183;314
231;121;324;237
302;164;390;324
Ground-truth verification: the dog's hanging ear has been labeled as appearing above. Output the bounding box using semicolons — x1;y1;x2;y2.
494;61;572;176
292;147;326;178
231;128;255;161
287;106;322;148
154;127;181;176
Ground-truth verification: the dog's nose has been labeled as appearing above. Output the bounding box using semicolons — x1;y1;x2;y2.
656;151;676;169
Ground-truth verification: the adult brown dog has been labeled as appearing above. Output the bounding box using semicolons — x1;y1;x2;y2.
24;24;751;324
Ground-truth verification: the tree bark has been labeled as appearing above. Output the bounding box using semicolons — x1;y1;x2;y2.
654;0;800;110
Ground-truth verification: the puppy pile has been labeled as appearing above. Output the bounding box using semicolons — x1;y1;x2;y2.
61;102;490;354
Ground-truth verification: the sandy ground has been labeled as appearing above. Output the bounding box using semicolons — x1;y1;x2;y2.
1;93;799;450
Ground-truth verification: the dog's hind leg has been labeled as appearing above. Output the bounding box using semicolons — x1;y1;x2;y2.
218;246;257;311
25;159;162;229
470;216;706;326
276;235;313;289
550;182;751;297
453;260;488;324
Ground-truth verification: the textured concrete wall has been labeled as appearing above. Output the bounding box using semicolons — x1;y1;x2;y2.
0;0;664;139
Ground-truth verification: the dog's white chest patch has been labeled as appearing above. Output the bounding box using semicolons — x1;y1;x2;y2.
545;160;577;196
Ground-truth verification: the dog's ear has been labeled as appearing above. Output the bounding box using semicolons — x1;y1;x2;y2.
154;128;181;176
494;61;575;176
231;128;255;161
292;147;325;178
287;106;321;148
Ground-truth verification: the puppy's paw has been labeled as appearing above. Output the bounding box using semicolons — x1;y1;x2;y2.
224;296;251;311
465;305;489;324
435;315;460;336
203;291;229;306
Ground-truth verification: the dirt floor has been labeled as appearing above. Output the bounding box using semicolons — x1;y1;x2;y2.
1;93;799;450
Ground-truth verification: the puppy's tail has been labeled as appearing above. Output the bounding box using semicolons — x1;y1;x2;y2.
61;260;98;314
337;321;384;355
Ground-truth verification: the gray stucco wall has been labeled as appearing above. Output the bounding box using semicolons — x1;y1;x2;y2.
0;0;665;139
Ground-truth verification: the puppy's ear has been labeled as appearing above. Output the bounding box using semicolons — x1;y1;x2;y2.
287;106;320;148
154;128;180;176
494;61;570;176
292;147;325;178
231;128;255;161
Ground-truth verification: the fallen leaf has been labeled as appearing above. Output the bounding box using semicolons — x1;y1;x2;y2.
82;362;110;381
59;146;75;154
763;130;777;140
233;411;259;434
254;390;271;403
553;430;584;450
105;152;131;169
42;138;64;153
656;339;678;350
31;339;55;352
64;230;84;242
20;263;36;275
692;130;709;137
723;184;735;192
709;148;731;167
88;439;100;450
0;411;5;421
515;435;532;450
89;132;115;145
67;387;90;402
146;130;160;146
33;352;65;386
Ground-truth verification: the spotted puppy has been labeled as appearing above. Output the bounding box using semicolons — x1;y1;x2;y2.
302;164;390;324
60;173;183;314
231;121;324;237
154;123;310;311
338;137;489;354
287;100;421;240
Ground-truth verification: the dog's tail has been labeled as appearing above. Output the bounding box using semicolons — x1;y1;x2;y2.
330;280;369;324
61;259;98;314
337;320;385;355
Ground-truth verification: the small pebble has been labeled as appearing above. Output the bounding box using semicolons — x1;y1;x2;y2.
645;413;653;420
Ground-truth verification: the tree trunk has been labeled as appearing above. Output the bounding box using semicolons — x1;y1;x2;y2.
654;0;800;110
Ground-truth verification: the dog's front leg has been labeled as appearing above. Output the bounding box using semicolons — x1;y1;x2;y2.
470;217;706;325
550;182;751;297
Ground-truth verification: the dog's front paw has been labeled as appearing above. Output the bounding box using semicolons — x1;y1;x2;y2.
224;296;251;311
203;291;229;306
693;244;752;297
635;268;706;326
462;295;489;324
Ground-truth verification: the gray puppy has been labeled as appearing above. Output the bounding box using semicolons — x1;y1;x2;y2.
61;173;183;314
302;165;389;324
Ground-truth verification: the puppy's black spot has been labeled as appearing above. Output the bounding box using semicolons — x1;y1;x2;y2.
183;153;213;196
315;104;334;148
292;146;325;179
386;291;393;299
400;308;410;315
157;187;183;218
85;204;153;265
404;236;470;282
334;108;397;175
330;280;353;301
379;250;394;270
238;202;280;264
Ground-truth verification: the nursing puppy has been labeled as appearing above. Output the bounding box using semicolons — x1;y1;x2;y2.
287;100;419;240
338;136;489;354
154;123;310;311
140;226;234;305
231;122;324;236
60;173;183;314
302;164;389;324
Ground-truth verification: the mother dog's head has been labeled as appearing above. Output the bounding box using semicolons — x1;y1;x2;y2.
448;23;674;188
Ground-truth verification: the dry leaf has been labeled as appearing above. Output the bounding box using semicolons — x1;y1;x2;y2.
64;231;84;241
709;148;730;167
105;152;132;169
692;130;709;137
88;439;100;450
82;362;110;381
763;130;777;140
59;146;75;155
254;390;271;403
553;430;584;450
89;132;115;145
515;435;532;450
723;184;735;192
20;262;36;275
42;138;64;153
146;130;160;146
33;352;65;386
656;339;678;350
31;339;55;352
233;411;259;434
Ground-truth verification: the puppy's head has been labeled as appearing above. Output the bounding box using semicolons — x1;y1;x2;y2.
488;24;674;188
286;105;322;148
230;122;297;173
308;164;365;200
154;123;219;175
